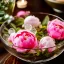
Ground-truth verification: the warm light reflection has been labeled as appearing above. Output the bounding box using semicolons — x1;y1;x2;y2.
17;0;27;8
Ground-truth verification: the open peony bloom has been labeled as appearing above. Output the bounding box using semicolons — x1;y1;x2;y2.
24;16;41;27
8;30;38;52
39;36;56;53
47;19;64;40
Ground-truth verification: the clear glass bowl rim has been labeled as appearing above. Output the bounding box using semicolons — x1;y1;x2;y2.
0;12;64;63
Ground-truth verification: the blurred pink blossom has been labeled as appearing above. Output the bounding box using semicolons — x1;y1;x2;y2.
16;11;30;17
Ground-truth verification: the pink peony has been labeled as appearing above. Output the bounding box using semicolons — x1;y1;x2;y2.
47;19;64;40
39;36;56;53
24;16;41;27
8;30;38;53
8;33;16;43
16;11;30;17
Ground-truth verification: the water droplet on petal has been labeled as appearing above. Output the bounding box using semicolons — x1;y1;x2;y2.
31;27;37;35
8;28;15;34
3;34;9;40
24;24;32;31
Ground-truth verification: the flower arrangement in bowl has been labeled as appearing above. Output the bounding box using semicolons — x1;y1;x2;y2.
0;12;64;64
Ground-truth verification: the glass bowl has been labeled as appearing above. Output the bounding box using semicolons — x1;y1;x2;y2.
45;0;64;13
0;12;64;64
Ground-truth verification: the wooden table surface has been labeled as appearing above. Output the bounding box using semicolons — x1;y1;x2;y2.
0;0;64;64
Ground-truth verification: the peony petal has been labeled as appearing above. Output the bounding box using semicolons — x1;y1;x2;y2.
48;47;56;53
47;19;64;40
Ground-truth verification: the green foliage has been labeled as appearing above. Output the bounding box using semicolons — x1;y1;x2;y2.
36;15;49;40
10;23;16;29
0;11;5;16
0;0;15;25
0;0;8;11
9;17;24;32
14;17;24;26
42;15;49;26
36;25;47;40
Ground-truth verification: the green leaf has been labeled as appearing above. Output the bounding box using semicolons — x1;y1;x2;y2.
42;15;49;26
44;52;50;57
7;2;15;14
36;50;41;56
10;23;16;29
0;17;3;20
0;11;5;16
14;17;24;26
0;21;3;25
16;27;21;32
2;14;9;20
4;27;8;31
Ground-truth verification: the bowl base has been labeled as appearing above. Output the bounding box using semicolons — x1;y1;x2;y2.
0;53;44;64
